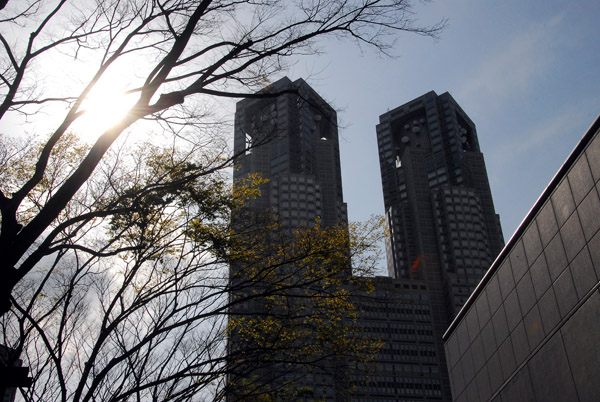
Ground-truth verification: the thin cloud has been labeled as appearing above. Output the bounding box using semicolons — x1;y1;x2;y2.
458;13;564;106
505;110;579;157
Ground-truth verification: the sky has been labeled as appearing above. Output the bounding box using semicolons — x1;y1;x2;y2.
1;0;598;254
284;0;600;245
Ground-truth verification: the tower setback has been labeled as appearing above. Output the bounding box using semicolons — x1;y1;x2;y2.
371;91;504;401
376;91;503;315
229;84;504;402
234;77;347;229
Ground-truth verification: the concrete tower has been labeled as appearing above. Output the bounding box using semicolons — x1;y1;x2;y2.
233;77;347;229
229;77;349;401
372;91;504;401
376;91;503;316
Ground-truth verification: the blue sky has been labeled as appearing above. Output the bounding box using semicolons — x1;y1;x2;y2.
1;0;597;250
287;0;600;243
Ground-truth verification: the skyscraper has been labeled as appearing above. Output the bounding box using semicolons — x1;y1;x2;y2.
372;91;504;400
229;85;503;401
233;77;347;229
377;91;503;304
228;77;351;401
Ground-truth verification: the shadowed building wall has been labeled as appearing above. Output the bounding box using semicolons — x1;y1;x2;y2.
229;77;349;401
374;92;504;401
234;77;347;230
443;116;600;402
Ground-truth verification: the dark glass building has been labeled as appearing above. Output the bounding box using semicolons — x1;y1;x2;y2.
350;276;446;401
229;85;505;402
233;76;347;229
443;116;600;402
229;77;349;401
373;92;504;401
376;91;504;309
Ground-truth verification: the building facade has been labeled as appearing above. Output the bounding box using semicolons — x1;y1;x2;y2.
229;77;351;401
229;85;505;402
372;92;504;401
350;276;445;401
443;116;600;402
376;91;504;311
233;77;347;229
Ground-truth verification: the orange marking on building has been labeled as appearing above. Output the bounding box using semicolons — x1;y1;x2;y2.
411;255;421;272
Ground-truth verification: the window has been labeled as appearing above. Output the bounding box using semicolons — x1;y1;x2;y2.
244;133;252;154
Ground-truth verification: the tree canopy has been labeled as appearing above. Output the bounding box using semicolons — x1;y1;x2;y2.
1;132;384;400
0;0;442;399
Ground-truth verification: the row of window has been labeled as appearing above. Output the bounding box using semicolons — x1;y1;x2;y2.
361;324;434;337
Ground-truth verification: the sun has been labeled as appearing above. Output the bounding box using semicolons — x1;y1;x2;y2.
72;76;138;143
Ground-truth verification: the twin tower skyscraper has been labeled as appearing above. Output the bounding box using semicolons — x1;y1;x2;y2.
232;77;503;401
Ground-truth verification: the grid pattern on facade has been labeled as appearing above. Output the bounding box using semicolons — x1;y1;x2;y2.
230;77;349;402
349;277;445;401
444;119;600;402
375;92;503;402
375;91;503;309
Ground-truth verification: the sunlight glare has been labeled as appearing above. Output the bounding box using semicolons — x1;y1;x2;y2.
73;79;138;142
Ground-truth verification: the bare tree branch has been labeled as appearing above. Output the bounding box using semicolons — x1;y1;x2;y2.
0;0;440;399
